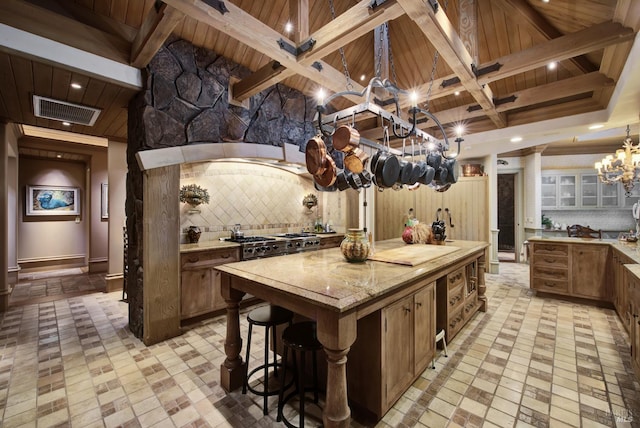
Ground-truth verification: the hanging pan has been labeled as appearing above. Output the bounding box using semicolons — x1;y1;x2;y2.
305;135;327;175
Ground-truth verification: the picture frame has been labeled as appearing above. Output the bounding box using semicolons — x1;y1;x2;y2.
101;183;109;219
26;185;80;216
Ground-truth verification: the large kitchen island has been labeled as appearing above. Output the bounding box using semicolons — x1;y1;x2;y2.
215;239;489;427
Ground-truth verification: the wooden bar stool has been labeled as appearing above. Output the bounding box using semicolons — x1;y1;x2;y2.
432;328;448;368
242;305;294;415
277;321;323;428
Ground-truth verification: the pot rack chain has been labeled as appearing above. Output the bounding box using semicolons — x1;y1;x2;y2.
328;0;353;90
423;0;449;110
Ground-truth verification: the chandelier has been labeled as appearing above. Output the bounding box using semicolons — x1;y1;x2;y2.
595;125;640;196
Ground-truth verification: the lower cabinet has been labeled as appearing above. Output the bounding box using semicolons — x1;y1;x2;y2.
436;262;479;343
346;279;435;420
529;241;611;300
318;234;344;250
180;248;240;320
613;250;635;333
627;268;640;380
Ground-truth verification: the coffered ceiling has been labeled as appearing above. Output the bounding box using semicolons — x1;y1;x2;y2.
0;0;639;159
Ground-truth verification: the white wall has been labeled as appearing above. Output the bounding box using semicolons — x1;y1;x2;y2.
107;141;127;281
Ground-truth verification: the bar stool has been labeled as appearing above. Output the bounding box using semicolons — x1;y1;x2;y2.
243;305;294;415
432;328;448;368
277;321;323;428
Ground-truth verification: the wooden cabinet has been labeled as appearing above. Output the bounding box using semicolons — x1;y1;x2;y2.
180;247;240;320
543;170;633;209
318;234;344;250
436;262;479;343
347;279;435;419
613;249;634;333
541;173;576;209
627;268;640;380
571;244;609;299
529;241;611;300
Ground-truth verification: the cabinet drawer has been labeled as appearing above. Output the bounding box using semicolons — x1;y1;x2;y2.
447;306;464;340
531;266;569;281
532;277;569;293
463;292;478;321
533;243;569;257
447;267;466;290
534;255;568;268
448;283;465;310
181;248;239;269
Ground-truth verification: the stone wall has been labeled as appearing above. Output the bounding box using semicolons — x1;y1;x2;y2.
126;38;317;339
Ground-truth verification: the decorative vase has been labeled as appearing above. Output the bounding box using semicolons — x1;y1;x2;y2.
340;229;370;263
187;225;202;243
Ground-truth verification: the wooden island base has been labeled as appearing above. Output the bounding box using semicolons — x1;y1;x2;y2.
216;239;489;426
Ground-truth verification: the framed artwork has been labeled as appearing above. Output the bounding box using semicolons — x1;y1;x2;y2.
26;185;80;216
101;183;109;219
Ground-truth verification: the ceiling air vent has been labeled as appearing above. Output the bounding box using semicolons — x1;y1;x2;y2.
32;95;101;126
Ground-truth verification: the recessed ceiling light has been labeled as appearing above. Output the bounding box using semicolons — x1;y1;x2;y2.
56;153;62;158
284;22;293;33
454;91;460;96
547;62;557;70
70;83;82;89
589;124;604;130
62;121;71;126
542;0;549;3
360;74;366;81
510;136;523;143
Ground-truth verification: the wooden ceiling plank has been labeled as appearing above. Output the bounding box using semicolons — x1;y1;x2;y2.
57;0;138;42
130;3;185;68
0;0;131;64
0;52;24;123
162;0;365;103
32;61;53;99
491;0;596;75
9;55;34;126
397;0;505;128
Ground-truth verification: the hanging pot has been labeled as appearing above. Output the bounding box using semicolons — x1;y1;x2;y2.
314;154;337;187
427;152;442;170
419;164;436;185
344;147;369;174
305;135;327;175
359;170;372;188
332;125;360;153
335;170;351;191
374;151;400;188
443;158;459;183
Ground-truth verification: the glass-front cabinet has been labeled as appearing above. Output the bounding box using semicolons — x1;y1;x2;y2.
543;170;628;209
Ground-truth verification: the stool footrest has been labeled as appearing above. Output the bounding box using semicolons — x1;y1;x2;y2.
245;362;294;397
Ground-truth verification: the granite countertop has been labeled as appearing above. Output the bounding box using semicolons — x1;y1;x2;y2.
180;240;240;253
528;236;640;263
215;239;489;313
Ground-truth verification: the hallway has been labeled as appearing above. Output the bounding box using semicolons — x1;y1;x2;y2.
0;263;638;427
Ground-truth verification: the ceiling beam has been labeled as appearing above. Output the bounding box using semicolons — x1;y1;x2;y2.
163;0;365;104
397;0;506;128
130;3;185;68
427;72;613;126
398;21;634;106
491;0;597;75
232;0;404;101
0;0;131;64
54;0;138;43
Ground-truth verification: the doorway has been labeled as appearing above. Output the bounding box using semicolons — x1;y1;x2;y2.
498;173;516;262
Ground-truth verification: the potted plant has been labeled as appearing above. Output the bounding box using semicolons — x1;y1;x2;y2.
541;214;553;230
180;184;210;207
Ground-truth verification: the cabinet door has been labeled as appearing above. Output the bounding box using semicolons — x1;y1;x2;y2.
541;175;557;208
581;174;598;207
383;296;414;408
631;278;640;376
558;175;576;208
571;245;609;299
181;268;214;319
600;182;619;207
413;284;435;374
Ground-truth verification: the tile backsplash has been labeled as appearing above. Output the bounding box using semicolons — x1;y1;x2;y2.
180;161;345;243
542;209;636;234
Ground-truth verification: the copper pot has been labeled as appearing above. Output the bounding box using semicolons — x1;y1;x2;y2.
314;154;337;187
332;125;360;153
343;147;369;174
305;135;327;175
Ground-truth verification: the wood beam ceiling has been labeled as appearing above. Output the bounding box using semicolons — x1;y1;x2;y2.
396;0;506;128
130;3;185;68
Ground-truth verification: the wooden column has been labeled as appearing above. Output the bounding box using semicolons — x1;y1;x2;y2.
142;165;181;345
220;274;246;392
316;311;357;428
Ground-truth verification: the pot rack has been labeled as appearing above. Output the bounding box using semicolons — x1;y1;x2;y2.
314;77;462;159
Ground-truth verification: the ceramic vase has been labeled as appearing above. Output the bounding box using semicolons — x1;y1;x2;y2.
340;229;370;262
187;225;202;243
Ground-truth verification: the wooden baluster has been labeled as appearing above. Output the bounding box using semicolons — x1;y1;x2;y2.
220;274;247;392
478;254;487;312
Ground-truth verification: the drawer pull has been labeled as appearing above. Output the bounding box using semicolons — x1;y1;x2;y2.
188;256;199;263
